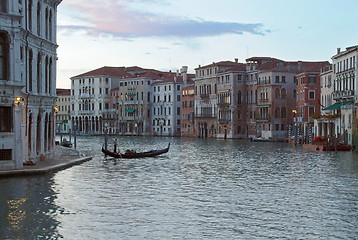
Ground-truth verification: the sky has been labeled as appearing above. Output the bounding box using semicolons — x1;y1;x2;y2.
56;0;358;89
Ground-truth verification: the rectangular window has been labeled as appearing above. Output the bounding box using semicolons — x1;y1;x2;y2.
177;95;180;101
0;149;11;161
177;107;180;115
0;2;7;13
275;76;279;83
275;124;279;131
0;34;8;80
282;76;286;83
309;76;316;84
309;91;315;100
0;107;12;132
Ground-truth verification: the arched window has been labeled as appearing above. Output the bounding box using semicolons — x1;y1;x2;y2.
49;10;53;41
281;107;286;118
45;8;49;39
28;0;33;31
0;33;9;80
275;88;280;99
29;49;33;91
281;88;287;99
37;52;41;93
49;57;52;94
238;90;242;105
0;1;7;13
37;2;41;36
45;56;49;93
275;107;280;118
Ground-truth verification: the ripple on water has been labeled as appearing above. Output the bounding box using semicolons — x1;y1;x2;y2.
1;136;358;239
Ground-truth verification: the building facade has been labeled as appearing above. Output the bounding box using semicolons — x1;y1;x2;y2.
331;46;358;145
56;89;71;134
0;0;61;170
181;85;195;137
70;67;125;135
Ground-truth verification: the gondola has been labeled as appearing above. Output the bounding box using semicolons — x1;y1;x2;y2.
102;143;170;159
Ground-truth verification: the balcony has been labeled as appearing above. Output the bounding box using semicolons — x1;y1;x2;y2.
217;102;230;108
200;93;210;99
218;119;230;123
255;116;271;122
195;113;216;118
80;93;94;99
333;90;354;100
79;110;95;115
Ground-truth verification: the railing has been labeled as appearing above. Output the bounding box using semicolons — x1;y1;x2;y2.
255;116;271;121
195;113;216;118
79;110;95;115
200;94;210;99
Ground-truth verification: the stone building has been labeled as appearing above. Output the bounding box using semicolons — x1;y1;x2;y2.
0;0;61;170
181;85;195;137
70;67;125;135
55;88;71;134
330;46;358;145
295;61;330;143
194;60;241;138
216;63;247;138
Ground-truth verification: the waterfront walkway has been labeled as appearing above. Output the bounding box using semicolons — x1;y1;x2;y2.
0;146;92;177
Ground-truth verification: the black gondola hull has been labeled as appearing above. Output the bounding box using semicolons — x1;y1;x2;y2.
102;143;170;159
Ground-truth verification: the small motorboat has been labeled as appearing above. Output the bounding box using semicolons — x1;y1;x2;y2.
60;138;72;148
250;137;276;142
102;143;170;159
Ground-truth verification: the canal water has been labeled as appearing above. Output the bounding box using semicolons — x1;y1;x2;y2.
1;136;358;239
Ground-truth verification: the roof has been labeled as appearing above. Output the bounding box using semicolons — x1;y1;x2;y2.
195;61;242;70
56;88;71;96
72;66;127;79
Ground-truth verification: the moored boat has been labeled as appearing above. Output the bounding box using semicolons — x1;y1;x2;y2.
102;143;170;159
250;137;276;142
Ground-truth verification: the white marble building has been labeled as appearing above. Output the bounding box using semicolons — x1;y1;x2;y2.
152;76;184;136
56;89;71;134
0;0;61;170
331;46;358;145
70;67;124;135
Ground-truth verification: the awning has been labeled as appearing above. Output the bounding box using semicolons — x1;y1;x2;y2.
322;102;342;111
257;105;271;108
323;101;354;111
125;109;135;113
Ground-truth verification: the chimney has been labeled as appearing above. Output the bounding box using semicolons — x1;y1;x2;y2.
235;58;238;63
298;61;302;73
181;66;188;86
337;48;341;54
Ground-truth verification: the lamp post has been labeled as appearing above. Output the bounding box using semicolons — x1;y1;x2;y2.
104;123;108;150
74;122;77;149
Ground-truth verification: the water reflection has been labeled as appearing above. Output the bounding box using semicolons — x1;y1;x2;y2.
1;136;358;239
0;176;62;239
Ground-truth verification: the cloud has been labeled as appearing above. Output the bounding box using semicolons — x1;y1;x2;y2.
59;0;268;38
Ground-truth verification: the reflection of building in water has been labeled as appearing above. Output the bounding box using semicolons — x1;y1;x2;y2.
7;198;27;230
0;0;62;170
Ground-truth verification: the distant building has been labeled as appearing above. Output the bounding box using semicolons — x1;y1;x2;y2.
330;46;358;145
194;60;241;138
56;89;71;134
70;67;125;135
314;65;336;138
216;62;246;138
0;0;61;170
181;85;195;137
295;61;329;143
116;67;157;135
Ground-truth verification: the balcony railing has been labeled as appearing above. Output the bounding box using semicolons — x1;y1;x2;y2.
195;113;216;118
332;90;355;100
79;110;95;115
255;115;271;121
